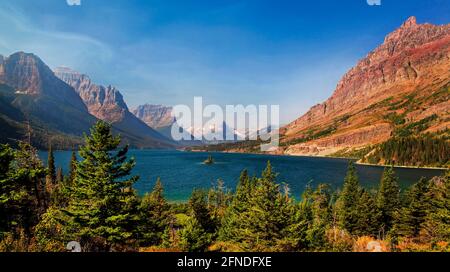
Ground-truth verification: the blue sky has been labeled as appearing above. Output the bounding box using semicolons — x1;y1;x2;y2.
0;0;448;123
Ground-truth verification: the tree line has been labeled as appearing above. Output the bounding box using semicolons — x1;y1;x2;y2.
364;135;449;168
0;121;449;252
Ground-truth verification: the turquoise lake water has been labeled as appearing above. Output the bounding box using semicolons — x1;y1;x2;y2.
39;150;445;202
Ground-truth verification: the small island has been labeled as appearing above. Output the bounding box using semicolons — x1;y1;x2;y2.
203;155;214;165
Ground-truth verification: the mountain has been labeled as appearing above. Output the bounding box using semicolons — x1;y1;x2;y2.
54;67;174;148
0;52;173;149
132;104;175;129
204;17;449;166
132;104;242;145
279;16;449;157
0;52;97;148
132;104;176;139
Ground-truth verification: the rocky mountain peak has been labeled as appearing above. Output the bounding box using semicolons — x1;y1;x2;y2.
283;17;450;156
402;16;417;28
55;67;129;122
133;104;175;129
0;52;87;110
0;52;50;95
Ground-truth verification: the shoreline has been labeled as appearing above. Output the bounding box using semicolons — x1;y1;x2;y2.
42;148;449;171
354;161;448;171
187;149;449;171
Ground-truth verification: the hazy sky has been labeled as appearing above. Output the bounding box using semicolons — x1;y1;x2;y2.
0;0;448;123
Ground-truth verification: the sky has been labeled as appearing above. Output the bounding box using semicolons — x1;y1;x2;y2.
0;0;448;124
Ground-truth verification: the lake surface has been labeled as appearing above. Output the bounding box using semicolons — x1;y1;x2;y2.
39;150;445;202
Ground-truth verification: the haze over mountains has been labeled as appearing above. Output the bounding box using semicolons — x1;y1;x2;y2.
0;52;173;149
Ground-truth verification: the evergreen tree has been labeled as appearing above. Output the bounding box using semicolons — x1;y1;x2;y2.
189;189;217;234
354;189;379;237
68;151;77;185
47;145;56;185
207;179;231;218
63;121;140;251
179;216;211;252
376;167;401;235
0;144;15;234
138;178;171;246
218;169;253;242
160;226;176;249
0;143;47;237
56;167;64;185
280;192;311;251
240;162;292;250
394;178;430;238
336;162;362;234
306;184;333;250
422;172;450;243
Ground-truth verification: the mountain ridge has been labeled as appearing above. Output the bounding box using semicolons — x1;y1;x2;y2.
54;67;175;148
202;16;449;167
0;52;174;149
279;16;449;156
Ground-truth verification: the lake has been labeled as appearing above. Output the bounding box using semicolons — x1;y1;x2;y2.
39;150;445;202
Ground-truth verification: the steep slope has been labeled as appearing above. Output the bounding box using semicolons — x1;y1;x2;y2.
132;104;175;129
0;52;174;149
0;52;97;148
281;16;450;156
54;67;174;148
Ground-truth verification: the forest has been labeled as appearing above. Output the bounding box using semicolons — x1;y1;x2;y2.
0;121;449;252
363;135;449;168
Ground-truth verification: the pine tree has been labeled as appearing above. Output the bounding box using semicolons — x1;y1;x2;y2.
240;161;292;250
48;167;68;208
63;121;140;251
189;189;217;234
0;143;47;237
179;216;211;252
68;151;77;185
138;178;171;246
354;189;379;237
376;167;401;235
306;184;333;250
280;194;311;251
56;167;64;185
47;145;56;185
160;226;176;249
207;179;231;218
421;171;450;243
218;169;253;242
0;144;15;234
394;178;430;238
336;162;362;234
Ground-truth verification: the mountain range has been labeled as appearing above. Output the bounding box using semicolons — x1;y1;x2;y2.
202;17;449;162
0;52;173;149
54;67;173;148
0;16;448;159
280;16;449;156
